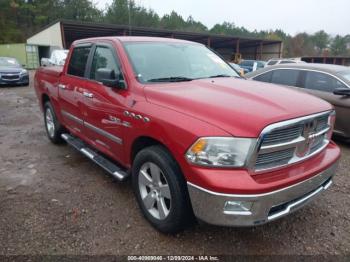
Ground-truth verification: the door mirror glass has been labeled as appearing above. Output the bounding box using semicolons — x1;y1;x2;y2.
96;68;125;89
333;87;350;96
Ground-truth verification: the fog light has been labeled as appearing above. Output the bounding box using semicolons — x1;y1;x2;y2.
224;201;253;215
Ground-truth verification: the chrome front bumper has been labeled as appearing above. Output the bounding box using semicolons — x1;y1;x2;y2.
187;162;338;226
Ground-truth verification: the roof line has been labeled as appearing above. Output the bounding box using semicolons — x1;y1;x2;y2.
28;19;282;44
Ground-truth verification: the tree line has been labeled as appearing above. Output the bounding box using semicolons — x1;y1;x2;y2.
1;0;349;57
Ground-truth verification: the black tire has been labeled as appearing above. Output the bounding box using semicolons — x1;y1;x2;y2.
132;145;195;234
43;101;65;144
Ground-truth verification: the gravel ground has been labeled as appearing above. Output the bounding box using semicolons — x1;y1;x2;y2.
0;72;349;256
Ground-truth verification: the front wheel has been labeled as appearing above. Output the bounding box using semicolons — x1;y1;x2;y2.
132;145;195;234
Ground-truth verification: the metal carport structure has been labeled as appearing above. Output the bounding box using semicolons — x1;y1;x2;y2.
27;20;283;64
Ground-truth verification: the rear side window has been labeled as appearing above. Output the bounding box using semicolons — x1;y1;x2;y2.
90;46;121;80
253;71;273;83
280;60;296;64
67;46;91;77
267;60;278;66
304;71;346;92
271;69;300;86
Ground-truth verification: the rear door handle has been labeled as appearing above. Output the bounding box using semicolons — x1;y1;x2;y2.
83;91;94;98
58;84;66;89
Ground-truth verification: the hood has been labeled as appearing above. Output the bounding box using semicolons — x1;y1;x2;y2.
0;67;22;73
144;78;332;137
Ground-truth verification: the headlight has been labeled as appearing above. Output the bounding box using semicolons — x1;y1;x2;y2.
185;137;256;167
20;69;28;75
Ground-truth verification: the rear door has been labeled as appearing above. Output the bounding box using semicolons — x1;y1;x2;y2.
81;42;128;164
301;70;350;136
59;44;92;137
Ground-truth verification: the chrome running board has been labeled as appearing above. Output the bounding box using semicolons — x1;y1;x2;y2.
61;133;129;181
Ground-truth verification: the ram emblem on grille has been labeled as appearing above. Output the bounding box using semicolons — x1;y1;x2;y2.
296;119;318;157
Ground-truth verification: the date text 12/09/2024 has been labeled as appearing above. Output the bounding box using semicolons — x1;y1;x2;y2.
127;256;219;261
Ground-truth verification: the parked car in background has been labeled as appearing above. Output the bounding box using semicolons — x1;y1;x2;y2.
239;60;265;73
265;58;306;67
246;63;350;138
41;49;69;67
34;37;340;233
229;62;244;76
0;57;29;86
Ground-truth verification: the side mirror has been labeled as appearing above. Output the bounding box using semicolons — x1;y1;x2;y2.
96;68;125;89
333;87;350;96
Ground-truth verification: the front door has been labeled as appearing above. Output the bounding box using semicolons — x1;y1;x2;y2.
81;43;128;164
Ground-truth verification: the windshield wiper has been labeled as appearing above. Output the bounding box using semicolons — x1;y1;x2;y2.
147;76;194;82
208;74;236;78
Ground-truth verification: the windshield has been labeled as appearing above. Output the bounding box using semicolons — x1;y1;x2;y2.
123;42;239;83
0;57;20;67
339;70;350;82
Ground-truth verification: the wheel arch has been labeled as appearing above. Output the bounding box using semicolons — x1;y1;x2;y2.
130;136;168;165
41;93;50;110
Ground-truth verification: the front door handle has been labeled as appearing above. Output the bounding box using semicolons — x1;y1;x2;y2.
83;92;94;98
58;84;66;89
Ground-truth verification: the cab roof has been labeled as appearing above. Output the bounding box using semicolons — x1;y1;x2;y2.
73;36;201;45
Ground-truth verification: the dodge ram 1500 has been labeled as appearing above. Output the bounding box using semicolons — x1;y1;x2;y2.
34;37;340;233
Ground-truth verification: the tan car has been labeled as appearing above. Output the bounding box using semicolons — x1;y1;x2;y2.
246;63;350;138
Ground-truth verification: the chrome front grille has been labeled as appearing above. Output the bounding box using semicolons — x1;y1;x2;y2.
256;148;295;170
263;125;303;145
315;115;328;132
252;111;333;172
1;73;20;80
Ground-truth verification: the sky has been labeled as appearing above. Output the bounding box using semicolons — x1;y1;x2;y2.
93;0;350;36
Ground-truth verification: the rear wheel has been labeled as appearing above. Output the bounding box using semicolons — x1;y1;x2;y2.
44;101;65;144
132;145;195;234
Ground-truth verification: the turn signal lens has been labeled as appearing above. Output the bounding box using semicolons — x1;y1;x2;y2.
191;139;207;153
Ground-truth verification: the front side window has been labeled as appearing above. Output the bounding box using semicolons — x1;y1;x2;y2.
253;71;273;83
304;71;347;92
90;46;121;80
123;42;239;83
67;46;91;77
271;69;300;86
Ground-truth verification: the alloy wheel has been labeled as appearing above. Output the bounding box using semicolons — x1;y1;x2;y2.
45;108;55;138
138;162;171;220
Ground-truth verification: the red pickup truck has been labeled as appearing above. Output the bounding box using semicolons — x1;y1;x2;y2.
34;36;340;233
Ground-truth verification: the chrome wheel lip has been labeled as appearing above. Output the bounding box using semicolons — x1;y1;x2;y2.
138;162;171;220
45;108;55;138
